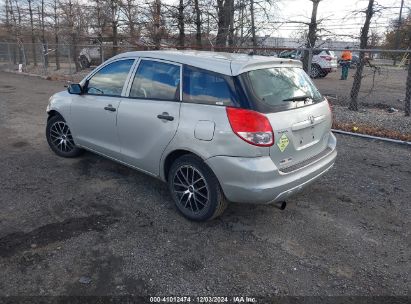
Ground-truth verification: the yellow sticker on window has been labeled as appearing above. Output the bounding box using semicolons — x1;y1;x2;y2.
277;133;289;152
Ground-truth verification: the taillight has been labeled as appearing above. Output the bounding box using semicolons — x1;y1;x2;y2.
226;107;274;147
320;55;332;61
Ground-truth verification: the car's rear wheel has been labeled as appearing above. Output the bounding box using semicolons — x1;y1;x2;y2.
46;115;82;158
310;64;322;78
168;154;228;221
318;71;328;78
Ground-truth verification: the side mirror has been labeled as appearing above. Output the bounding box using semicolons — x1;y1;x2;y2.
67;83;82;95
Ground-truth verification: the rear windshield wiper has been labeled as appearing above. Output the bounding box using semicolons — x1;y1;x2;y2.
282;95;313;102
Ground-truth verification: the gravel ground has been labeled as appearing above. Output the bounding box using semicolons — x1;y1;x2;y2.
314;67;410;136
0;71;410;299
331;105;411;135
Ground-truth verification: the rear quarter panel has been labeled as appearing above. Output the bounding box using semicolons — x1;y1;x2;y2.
160;103;270;180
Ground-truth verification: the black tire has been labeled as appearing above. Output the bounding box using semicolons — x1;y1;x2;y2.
79;55;90;69
46;114;83;158
310;64;322;78
318;71;328;78
168;154;228;221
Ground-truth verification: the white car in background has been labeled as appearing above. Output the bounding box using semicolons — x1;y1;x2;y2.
279;49;338;78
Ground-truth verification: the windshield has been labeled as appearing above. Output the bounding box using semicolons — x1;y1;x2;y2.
246;67;323;108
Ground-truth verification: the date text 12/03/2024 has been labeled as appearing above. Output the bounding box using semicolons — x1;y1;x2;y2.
149;296;257;303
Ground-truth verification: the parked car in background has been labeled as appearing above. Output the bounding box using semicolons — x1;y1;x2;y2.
338;54;360;69
46;50;337;221
279;49;338;78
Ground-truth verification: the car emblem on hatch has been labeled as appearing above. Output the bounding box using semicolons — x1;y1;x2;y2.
309;115;315;124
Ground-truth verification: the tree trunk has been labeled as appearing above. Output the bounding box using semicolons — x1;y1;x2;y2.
216;0;232;48
228;0;234;48
178;0;185;47
405;58;411;116
153;0;161;49
194;0;201;47
111;0;118;55
28;0;37;66
53;0;60;70
303;0;320;72
349;0;375;111
55;34;60;70
250;0;256;48
41;0;48;68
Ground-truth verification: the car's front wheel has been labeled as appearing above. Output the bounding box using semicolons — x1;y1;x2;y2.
79;55;90;69
168;154;228;221
46;115;82;158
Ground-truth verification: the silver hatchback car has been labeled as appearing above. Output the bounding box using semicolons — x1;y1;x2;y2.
46;50;337;221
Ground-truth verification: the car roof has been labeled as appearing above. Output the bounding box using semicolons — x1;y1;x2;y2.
111;50;302;76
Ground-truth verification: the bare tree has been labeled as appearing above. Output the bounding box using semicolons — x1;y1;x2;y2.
177;0;185;47
120;0;140;43
349;0;375;111
51;0;60;70
193;0;201;46
110;0;119;55
216;0;233;47
38;0;48;68
302;0;321;72
27;0;37;66
405;30;411;116
250;0;256;47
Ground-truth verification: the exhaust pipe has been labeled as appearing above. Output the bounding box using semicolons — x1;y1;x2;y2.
276;201;287;210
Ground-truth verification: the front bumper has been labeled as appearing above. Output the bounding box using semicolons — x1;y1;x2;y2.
205;133;337;204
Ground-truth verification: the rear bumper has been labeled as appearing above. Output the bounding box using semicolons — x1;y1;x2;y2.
205;133;337;204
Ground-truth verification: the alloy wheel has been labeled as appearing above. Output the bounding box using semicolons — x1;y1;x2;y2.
172;165;210;214
49;121;75;153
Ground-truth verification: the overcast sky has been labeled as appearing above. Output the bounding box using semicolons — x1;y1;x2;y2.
269;0;411;39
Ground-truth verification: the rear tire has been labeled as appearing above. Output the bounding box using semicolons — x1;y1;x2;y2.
168;154;228;221
46;114;83;158
310;64;322;78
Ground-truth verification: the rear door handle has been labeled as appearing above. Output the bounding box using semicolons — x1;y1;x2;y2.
157;113;174;121
104;104;116;112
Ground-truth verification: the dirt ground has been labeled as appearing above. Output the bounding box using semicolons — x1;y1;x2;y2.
314;66;408;109
0;72;410;299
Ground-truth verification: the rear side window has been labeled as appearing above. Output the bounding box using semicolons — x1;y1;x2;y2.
85;59;134;96
183;65;236;106
129;60;180;101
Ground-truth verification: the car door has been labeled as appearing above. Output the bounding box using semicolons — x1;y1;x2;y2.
117;59;182;175
69;59;135;159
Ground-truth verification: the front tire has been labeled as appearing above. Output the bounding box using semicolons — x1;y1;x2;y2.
168;155;228;221
79;55;90;69
46;115;82;158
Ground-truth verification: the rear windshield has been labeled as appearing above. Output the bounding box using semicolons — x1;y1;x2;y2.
238;67;323;113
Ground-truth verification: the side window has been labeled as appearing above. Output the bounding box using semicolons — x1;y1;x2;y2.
85;59;134;96
183;66;235;106
129;60;180;101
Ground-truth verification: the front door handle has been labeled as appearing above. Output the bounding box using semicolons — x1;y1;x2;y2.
157;113;174;121
104;104;116;112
